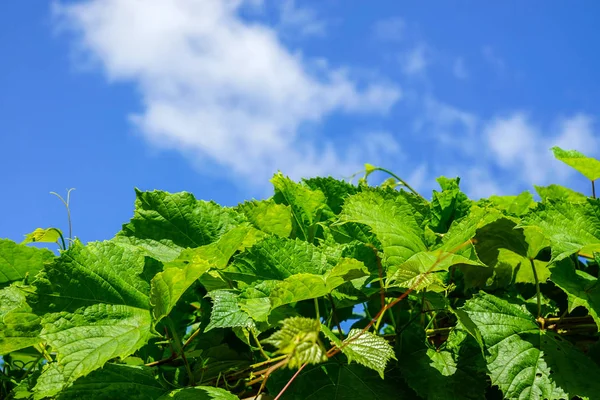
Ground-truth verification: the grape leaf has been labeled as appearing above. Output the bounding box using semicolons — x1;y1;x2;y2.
56;363;166;400
338;190;427;269
263;317;328;369
205;290;254;331
552;146;600;181
462;292;600;399
157;386;237;399
0;239;54;288
227;237;330;284
429;176;472;233
119;189;243;259
22;228;63;245
271;172;326;241
236;199;292;237
303;176;360;216
520;199;600;261
334;328;396;379
0;284;41;353
397;326;487;400
535;184;587;203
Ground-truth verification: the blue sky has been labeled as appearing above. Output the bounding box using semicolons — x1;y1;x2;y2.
1;0;599;245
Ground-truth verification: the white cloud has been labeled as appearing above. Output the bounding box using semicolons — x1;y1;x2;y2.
402;45;429;75
373;17;405;41
484;113;598;185
453;57;468;80
278;0;326;37
54;0;401;185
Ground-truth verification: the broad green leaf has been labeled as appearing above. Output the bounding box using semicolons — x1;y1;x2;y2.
520;199;600;261
119;189;244;257
267;362;417;399
151;225;264;322
338;190;427;269
436;206;502;256
0;285;41;353
550;258;600;330
56;364;167;400
150;259;210;323
37;304;154;393
238;259;367;322
32;240;151;313
205;290;253;331
386;251;480;292
552;146;600;181
263;317;328;368
236;199;292;237
303;176;360;215
463;292;600;399
429;176;472;233
474;219;550;285
227;237;329;284
271;173;326;241
334;328;396;379
157;386;237;399
398;326;487;400
487;191;535;216
535;184;587;203
0;239;54;288
22;228;63;245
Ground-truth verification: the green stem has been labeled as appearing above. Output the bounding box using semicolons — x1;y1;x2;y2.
52;228;67;251
251;329;270;361
593;180;596;199
314;298;320;322
166;319;195;385
530;258;542;319
373;167;426;201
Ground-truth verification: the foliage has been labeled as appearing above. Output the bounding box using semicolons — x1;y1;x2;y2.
3;147;600;399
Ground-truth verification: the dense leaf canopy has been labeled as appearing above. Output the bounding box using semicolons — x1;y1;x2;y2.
3;148;600;399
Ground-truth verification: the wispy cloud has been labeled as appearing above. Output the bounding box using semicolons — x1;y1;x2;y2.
277;0;326;37
373;17;405;41
482;45;505;72
54;0;401;186
401;45;429;75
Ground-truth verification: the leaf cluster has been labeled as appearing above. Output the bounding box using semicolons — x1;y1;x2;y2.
3;147;600;399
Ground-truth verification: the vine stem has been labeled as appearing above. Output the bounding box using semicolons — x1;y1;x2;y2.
371;167;426;201
593;180;596;199
274;362;308;400
530;258;542;319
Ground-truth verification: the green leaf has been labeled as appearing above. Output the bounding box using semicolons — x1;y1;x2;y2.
552;146;600;181
227;237;329;284
474;219;550;286
535;184;587;203
398;325;487;400
32;240;151;313
56;363;166;400
429;176;472;233
236;200;292;237
386;251;482;292
263;317;328;369
267;362;416;399
119;189;244;259
0;285;41;353
338;190;427;269
550;258;600;330
487;191;536;216
333;329;396;379
157;386;237;400
303;176;360;215
35;304;154;394
271;173;326;241
0;239;54;288
22;228;63;245
205;290;254;331
150;259;210;323
462;292;600;399
520;199;600;261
